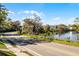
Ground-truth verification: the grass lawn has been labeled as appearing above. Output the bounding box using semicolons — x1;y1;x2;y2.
0;50;16;56
23;34;79;47
52;39;79;47
0;41;16;56
0;42;7;49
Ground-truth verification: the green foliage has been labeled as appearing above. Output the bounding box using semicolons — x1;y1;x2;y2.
24;34;79;47
0;4;8;23
0;4;8;32
53;39;79;47
0;4;21;33
74;17;79;24
71;24;79;32
22;14;44;35
0;50;16;56
0;42;7;49
43;24;50;33
70;17;79;32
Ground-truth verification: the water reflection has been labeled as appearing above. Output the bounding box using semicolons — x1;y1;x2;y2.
51;31;79;42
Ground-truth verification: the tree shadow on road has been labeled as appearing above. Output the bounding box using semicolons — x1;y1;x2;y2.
0;37;45;46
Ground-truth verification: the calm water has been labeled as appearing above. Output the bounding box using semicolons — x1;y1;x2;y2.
49;31;79;42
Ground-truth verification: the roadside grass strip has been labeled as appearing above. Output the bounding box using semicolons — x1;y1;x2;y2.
0;42;7;49
0;50;16;56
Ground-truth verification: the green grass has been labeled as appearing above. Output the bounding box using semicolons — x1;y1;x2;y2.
0;50;16;56
0;42;7;49
52;39;79;47
22;34;79;47
0;42;16;56
9;31;20;34
76;33;79;35
22;34;31;37
0;36;7;38
0;31;19;34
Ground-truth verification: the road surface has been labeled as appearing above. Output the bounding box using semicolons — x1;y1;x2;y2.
18;42;79;56
1;34;79;56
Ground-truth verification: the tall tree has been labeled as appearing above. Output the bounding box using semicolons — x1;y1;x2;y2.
0;4;8;23
11;20;21;31
43;24;50;33
73;17;79;32
22;14;43;34
0;4;8;32
74;17;79;24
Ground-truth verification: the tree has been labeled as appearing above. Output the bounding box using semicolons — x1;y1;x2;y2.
49;24;70;34
74;17;79;24
72;17;79;32
22;14;44;34
43;24;50;33
0;4;8;32
22;18;33;34
11;20;21;31
0;4;8;23
2;19;12;31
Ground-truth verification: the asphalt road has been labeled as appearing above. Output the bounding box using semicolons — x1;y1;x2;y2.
1;34;79;56
18;42;79;56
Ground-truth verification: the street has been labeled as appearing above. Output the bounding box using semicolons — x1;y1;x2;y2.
3;37;79;56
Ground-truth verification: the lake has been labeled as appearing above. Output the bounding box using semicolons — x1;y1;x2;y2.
48;31;79;42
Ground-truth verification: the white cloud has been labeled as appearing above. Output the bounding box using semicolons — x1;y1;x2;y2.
66;17;75;24
41;17;61;25
22;16;34;19
23;10;44;17
23;10;30;14
8;11;15;14
52;17;61;21
46;17;75;25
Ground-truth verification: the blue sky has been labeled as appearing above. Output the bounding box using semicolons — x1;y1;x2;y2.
3;3;79;25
